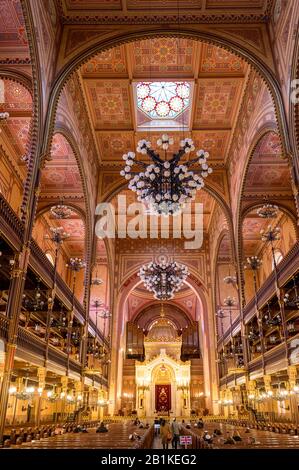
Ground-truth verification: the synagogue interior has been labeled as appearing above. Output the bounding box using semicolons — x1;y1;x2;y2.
0;0;299;450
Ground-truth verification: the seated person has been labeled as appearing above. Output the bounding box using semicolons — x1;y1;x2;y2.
129;432;141;441
96;422;108;433
133;418;140;426
232;430;242;441
202;430;213;445
139;422;144;428
197;418;204;429
224;432;235;444
247;435;256;445
81;425;88;433
213;428;222;436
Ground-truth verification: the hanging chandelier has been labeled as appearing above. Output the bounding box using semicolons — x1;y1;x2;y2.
138;260;189;300
257;203;278;219
45;226;70;245
23;278;46;312
50;202;72;219
120;134;212;215
0;111;9;122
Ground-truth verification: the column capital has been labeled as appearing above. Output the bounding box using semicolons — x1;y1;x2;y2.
288;365;297;388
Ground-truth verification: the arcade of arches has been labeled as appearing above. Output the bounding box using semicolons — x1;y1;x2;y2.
0;0;299;448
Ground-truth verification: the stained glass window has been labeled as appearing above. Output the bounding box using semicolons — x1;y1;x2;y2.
136;81;190;119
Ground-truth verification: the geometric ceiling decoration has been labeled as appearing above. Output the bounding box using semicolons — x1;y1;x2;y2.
0;79;32;157
135;81;192;130
40;133;83;196
0;0;30;61
79;38;248;171
243;131;292;196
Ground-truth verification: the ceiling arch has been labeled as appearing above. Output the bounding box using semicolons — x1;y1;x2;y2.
40;28;292;168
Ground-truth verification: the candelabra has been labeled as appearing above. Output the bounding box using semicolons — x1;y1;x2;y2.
263;301;281;327
284;276;299;309
44;227;70;356
244;256;264;357
23;278;46;313
223;296;237;361
260;225;281;269
65;258;86;364
223;275;237;286
244;256;262;293
91;267;104;286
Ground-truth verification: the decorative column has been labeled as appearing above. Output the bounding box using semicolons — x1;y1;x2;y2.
74;381;83;423
60;376;68;421
288;366;299;424
44;227;69;365
263;375;274;419
0;248;30;446
35;367;46;427
0;346;5;391
246;379;257;419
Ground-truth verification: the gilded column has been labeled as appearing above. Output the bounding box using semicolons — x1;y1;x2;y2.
288;366;299;424
36;367;46;427
0;248;30;446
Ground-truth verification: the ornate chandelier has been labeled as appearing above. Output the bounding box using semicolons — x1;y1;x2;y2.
50;202;72;219
138;260;189;300
120;134;212;215
257;203;278;219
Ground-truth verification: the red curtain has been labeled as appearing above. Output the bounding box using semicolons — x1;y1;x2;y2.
155;384;171;412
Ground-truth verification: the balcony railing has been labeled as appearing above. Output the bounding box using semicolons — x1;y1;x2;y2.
0;312;109;383
217;241;299;348
0;194;24;249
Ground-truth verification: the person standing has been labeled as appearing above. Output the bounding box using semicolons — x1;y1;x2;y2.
171;418;181;449
160;419;172;450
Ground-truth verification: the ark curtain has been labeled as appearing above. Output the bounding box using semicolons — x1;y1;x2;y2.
155;384;171;412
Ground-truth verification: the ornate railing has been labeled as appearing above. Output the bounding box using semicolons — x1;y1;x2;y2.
0;194;24;248
0;314;9;341
217;241;299;348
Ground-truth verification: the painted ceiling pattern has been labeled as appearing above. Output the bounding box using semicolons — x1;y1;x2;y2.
40;133;83;194
0;0;30;60
0;80;32;157
241;131;295;256
40;133;85;256
80;38;249;165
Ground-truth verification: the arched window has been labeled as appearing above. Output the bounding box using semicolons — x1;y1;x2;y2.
46;252;54;265
272;250;283;270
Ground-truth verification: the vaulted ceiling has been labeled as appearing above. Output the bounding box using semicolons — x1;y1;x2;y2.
79;39;249;167
0;79;32;159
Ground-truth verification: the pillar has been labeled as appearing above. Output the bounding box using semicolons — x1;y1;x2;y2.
97;390;104;421
288;366;299;424
35;367;46;427
0;250;29;446
60;376;68;421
